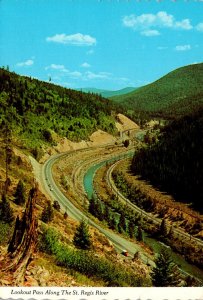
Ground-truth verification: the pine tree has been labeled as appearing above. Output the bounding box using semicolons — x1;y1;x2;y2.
109;214;118;231
103;204;111;223
2;123;12;193
64;211;68;219
14;180;26;205
53;200;60;211
0;193;14;224
137;225;143;242
88;196;96;216
128;219;136;239
95;200;103;221
41;201;54;223
168;226;174;239
73;219;91;250
118;212;127;233
151;249;180;287
159;218;168;239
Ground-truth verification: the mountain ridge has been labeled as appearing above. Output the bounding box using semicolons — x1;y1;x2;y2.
77;87;137;98
111;63;203;118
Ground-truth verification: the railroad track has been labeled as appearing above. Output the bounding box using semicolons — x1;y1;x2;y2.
106;160;203;248
41;145;155;266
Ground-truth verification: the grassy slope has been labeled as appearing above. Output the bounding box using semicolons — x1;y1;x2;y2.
111;63;203;118
0;146;151;287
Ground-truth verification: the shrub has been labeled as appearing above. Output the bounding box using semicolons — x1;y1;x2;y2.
41;201;54;223
39;228;147;287
0;221;12;245
14;180;26;205
73;219;92;250
0;193;14;224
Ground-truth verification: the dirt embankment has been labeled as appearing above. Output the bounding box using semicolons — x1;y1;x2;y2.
40;114;139;163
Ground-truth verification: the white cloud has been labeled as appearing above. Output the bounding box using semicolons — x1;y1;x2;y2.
196;22;203;32
16;59;34;67
122;11;193;36
175;19;192;30
46;33;96;46
175;44;191;51
45;64;82;79
81;62;91;68
45;64;66;70
69;71;82;78
141;29;160;36
85;71;111;80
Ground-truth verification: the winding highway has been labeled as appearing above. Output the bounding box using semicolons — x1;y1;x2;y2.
30;143;203;283
39;146;154;266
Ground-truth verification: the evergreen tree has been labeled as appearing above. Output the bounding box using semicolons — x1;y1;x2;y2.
53;200;60;211
64;211;68;220
73;219;91;250
88;196;96;216
151;249;180;286
118;212;127;233
14;180;26;205
103;204;111;223
109;215;118;231
137;226;143;242
0;193;14;224
159;218;168;238
168;226;174;239
41;201;54;223
94;199;103;221
128;219;136;239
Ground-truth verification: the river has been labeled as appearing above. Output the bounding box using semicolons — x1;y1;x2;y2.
83;160;203;284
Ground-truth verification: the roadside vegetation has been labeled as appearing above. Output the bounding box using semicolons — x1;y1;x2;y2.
39;226;150;287
111;160;203;269
88;193;143;241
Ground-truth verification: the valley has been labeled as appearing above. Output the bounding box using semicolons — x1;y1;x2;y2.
30;137;203;283
0;65;203;287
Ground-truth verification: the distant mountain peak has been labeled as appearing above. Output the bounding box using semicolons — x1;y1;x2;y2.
77;87;137;98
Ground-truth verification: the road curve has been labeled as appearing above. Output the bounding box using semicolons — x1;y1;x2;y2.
41;147;154;266
106;160;203;248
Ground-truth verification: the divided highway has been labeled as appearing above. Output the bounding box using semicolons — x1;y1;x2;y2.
30;144;203;283
41;146;154;266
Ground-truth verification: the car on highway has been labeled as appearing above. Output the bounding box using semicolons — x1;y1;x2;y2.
121;250;129;257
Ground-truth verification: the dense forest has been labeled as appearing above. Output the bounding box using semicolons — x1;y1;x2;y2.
112;63;203;119
131;109;203;213
0;68;122;148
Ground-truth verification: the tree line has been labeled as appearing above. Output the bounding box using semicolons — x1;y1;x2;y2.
131;109;203;213
0;68;122;148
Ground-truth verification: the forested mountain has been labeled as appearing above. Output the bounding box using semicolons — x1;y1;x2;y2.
0;68;121;148
112;63;203;119
131;109;203;212
78;87;136;98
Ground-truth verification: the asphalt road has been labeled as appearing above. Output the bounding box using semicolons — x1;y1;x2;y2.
41;147;154;265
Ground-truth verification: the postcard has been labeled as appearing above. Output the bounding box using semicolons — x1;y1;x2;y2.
0;0;203;300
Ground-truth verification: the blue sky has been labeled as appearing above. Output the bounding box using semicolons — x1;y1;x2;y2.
0;0;203;90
